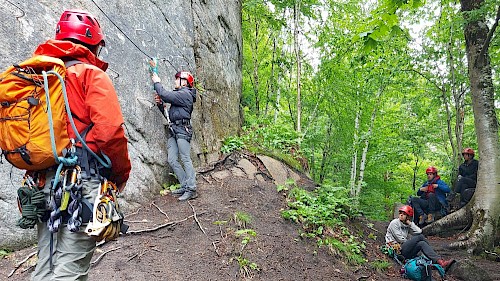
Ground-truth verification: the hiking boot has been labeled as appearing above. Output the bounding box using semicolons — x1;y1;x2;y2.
447;192;456;202
426;213;434;223
171;188;186;197
178;190;198;201
418;215;425;225
437;259;456;271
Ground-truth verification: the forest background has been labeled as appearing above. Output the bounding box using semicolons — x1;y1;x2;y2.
235;0;499;223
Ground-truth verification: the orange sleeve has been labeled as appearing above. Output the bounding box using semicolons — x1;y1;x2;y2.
84;67;131;188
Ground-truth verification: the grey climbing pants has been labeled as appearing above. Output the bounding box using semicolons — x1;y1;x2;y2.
167;136;196;191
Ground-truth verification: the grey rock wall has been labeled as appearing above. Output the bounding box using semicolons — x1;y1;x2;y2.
0;0;242;250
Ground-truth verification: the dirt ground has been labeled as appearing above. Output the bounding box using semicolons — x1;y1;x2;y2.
1;154;498;281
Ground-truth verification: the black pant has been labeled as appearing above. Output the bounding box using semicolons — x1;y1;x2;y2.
401;234;440;262
411;193;440;217
455;176;476;194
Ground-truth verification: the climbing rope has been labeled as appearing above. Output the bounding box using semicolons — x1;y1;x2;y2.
89;0;192;72
16;177;46;229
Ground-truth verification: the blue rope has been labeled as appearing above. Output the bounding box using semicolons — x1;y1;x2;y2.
42;70;112;169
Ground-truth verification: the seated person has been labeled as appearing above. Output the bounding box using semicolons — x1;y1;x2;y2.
449;148;478;207
411;166;450;225
385;205;454;270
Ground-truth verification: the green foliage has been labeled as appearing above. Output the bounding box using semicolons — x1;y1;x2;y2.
235;229;257;246
234;211;252;229
277;178;296;192
0;249;10;259
282;184;358;229
160;183;181;196
282;184;365;264
221;136;245;154
370;259;392;272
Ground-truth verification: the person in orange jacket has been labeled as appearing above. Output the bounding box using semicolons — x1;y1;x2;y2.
31;10;131;280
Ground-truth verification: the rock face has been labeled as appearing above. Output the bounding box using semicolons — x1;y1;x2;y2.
0;0;242;250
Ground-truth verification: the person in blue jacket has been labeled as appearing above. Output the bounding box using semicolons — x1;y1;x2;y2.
410;166;451;225
152;70;198;201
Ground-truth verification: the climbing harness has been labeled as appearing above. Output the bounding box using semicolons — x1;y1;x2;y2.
85;180;127;242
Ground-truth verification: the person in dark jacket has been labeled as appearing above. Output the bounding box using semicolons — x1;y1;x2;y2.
449;147;479;207
410;166;450;225
152;70;198;201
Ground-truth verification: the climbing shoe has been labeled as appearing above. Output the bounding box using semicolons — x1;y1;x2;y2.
418;215;425;225
437;259;456;272
171;188;186;197
426;213;434;223
178;190;198;201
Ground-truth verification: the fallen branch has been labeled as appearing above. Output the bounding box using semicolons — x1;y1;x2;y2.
8;251;37;278
201;175;212;184
127;212;206;234
91;247;122;266
188;201;206;235
152;201;169;220
124;207;142;218
212;241;221;256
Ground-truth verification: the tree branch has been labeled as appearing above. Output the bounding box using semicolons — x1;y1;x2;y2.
8;251;37;278
127;212;206;234
402;69;445;93
477;5;500;66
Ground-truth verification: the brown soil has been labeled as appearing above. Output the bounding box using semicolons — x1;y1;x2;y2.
0;154;498;281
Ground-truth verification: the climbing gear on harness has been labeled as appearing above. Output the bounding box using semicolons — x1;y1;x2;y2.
47;165;86;233
16;174;47;229
85;180;127;242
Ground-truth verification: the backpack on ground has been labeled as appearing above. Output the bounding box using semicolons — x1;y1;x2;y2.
0;55;71;170
402;255;445;281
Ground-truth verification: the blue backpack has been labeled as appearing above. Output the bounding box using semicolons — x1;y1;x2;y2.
402;256;445;281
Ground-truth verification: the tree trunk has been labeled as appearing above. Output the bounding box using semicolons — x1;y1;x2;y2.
355;88;383;199
294;1;301;134
251;21;260;115
350;102;360;196
427;0;500;251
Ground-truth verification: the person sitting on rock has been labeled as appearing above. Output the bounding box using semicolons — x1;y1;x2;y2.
410;166;450;225
448;148;478;208
385;205;455;270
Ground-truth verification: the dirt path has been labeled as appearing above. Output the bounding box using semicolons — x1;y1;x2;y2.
0;155;498;281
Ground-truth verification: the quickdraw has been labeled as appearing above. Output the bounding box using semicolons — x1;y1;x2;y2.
85;179;127;242
47;166;84;233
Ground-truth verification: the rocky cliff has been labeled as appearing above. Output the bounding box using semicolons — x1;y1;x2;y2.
0;0;242;250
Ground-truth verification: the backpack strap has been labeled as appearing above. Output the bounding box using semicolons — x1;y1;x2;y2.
64;60;82;68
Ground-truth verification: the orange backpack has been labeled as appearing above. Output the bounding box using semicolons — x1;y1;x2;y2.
0;55;71;170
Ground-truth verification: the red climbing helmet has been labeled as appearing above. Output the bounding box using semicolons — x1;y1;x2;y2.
425;166;438;175
175;71;194;87
55;10;105;46
398;205;414;217
462;147;475;156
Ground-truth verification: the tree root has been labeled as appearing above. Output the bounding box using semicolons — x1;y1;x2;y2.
423;207;471;236
424;205;496;252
